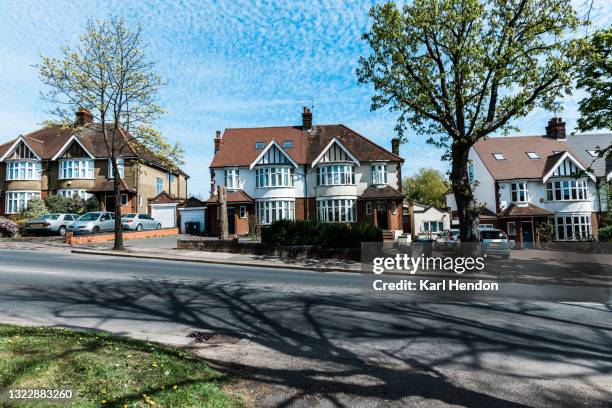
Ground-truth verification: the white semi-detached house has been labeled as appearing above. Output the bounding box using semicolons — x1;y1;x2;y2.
205;107;405;239
445;117;611;243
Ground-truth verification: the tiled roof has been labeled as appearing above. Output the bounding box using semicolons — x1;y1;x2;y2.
359;185;404;200
499;203;553;218
210;124;402;168
564;133;612;178
206;189;254;204
473;136;588;180
87;178;136;193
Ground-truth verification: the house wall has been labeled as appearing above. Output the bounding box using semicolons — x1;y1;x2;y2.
136;164;186;214
469;149;497;213
412;208;451;235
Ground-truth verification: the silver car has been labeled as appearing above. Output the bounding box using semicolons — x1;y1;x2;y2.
25;213;78;236
121;213;162;231
68;211;116;234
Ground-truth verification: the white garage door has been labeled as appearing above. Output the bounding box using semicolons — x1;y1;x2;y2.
150;204;176;228
180;208;205;234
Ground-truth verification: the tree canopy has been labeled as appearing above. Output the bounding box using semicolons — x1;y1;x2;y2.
403;168;449;208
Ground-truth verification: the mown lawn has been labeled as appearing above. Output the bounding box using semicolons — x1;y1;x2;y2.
0;324;242;407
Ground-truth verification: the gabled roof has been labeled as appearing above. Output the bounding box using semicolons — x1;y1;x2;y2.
564;133;612;179
87;178;136;193
359;185;404;200
473;135;590;180
310;137;360;167
51;134;95;160
499;203;553;218
210;124;402;168
0;136;42;161
249;140;298;169
541;151;595;182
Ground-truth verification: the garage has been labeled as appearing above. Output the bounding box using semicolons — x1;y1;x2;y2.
150;204;177;228
179;207;205;234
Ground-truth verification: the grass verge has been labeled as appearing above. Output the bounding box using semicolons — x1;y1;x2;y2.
0;324;242;407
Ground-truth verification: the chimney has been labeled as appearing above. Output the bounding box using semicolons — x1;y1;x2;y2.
214;130;222;153
302;106;312;131
75;108;93;126
391;137;400;156
545;117;566;140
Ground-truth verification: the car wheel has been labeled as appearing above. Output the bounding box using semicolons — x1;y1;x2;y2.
156;224;161;230
136;224;143;231
92;226;100;234
58;226;66;237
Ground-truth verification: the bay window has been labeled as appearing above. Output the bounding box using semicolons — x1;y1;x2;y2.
316;165;354;186
546;179;588;201
255;167;293;188
57;189;91;200
59;159;94;179
372;164;387;185
510;182;528;202
316;198;356;223
225;169;240;189
5;191;41;214
553;215;592;240
6;161;41;180
256;200;295;224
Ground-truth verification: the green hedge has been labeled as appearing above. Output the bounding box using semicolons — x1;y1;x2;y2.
261;219;382;248
599;225;612;242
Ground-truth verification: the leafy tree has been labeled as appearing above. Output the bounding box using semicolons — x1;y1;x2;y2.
357;0;584;241
67;195;86;214
38;16;183;250
403;168;449;207
85;196;101;213
21;198;48;220
576;28;611;158
44;194;69;213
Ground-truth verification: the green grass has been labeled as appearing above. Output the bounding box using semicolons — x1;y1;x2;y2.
0;324;242;408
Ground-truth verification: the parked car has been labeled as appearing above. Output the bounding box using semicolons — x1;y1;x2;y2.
435;228;460;249
68;212;115;234
121;213;162;231
477;229;511;259
25;213;78;236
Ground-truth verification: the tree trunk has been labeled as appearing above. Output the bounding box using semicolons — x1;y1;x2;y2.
218;185;228;240
112;158;124;250
450;142;479;243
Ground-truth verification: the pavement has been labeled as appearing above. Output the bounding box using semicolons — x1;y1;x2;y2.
0;244;611;407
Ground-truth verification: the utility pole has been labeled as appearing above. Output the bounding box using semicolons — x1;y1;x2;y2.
218;185;228;240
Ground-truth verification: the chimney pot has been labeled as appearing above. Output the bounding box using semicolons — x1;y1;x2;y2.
545;117;566;140
391;137;400;156
214;130;222;153
302;106;312;131
75;108;93;126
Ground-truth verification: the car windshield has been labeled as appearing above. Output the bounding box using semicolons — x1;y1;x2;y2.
40;214;60;220
78;212;101;221
122;214;137;219
450;229;460;236
481;231;507;240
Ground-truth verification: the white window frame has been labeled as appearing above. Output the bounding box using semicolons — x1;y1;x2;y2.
108;158;125;178
526;152;540;159
156;177;164;195
255;166;294;188
5;191;41;214
138;195;143;207
225;169;240;190
422;221;444;233
365;202;372;215
255;199;295;225
553;214;592;241
479;224;494;229
493;153;505;160
507;221;516;236
121;194;129;205
6;161;42;181
511;181;528;203
316;165;355;186
316;197;357;223
371;164;388;185
239;205;247;218
59;159;94;180
546;179;588;201
467;163;475;183
57;189;91;200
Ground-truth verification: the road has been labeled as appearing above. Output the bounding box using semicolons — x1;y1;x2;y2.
0;248;610;407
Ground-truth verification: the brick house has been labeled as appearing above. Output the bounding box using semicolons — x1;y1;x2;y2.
0;109;188;222
445;117;611;243
206;107;405;237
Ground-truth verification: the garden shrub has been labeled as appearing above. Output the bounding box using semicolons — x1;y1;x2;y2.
0;217;19;237
20;198;48;220
262;220;382;248
598;225;612;242
85;196;101;212
67;195;86;214
44;194;69;213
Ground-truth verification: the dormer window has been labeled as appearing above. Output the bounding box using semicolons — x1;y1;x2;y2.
526;152;540;159
255;142;265;149
283;140;293;149
493;153;505;160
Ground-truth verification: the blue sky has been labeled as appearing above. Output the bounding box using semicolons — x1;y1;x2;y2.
0;0;609;197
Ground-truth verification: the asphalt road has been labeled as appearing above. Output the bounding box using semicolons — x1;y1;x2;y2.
0;248;611;407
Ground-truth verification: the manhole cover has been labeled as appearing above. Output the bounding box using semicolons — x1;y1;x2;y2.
188;331;216;343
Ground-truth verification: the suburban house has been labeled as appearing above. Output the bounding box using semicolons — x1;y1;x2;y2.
0;109;189;226
445;117;611;243
403;202;451;238
206;107;405;237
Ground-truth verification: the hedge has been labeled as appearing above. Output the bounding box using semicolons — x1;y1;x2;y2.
598;225;612;242
261;219;382;248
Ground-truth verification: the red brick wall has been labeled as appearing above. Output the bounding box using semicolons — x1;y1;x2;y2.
295;198;316;221
66;227;178;245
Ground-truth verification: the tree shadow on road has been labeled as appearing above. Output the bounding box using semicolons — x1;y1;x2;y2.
1;279;611;407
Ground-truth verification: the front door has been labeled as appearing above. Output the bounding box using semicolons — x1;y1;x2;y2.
105;195;115;212
376;203;388;229
522;221;533;247
228;208;236;234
